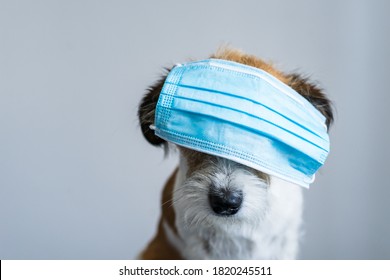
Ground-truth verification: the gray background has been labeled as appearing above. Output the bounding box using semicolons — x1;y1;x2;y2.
1;0;389;259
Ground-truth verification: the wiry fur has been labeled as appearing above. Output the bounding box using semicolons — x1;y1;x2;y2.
171;154;302;259
138;48;333;259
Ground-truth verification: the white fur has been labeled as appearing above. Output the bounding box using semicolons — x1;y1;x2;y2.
168;153;303;259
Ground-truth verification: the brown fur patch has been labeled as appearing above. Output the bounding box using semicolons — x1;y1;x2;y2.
211;48;290;84
162;168;178;235
179;147;214;177
287;73;334;129
140;169;183;260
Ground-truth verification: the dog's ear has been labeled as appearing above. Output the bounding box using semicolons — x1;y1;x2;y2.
287;73;334;130
138;71;169;147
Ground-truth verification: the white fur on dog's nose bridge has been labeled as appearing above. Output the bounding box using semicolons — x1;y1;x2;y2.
209;167;259;193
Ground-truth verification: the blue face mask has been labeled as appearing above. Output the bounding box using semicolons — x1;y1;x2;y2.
152;59;329;188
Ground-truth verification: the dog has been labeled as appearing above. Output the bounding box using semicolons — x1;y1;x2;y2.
137;48;333;259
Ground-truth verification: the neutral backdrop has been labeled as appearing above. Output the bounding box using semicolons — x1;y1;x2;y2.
1;0;389;259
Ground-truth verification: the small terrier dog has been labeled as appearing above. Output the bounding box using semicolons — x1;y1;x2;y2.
137;48;333;259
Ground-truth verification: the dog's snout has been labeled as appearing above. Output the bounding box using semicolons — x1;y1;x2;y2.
208;188;243;216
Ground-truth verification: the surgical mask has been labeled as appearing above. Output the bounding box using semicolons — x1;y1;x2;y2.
152;59;329;188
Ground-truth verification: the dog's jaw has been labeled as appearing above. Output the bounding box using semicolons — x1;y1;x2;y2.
167;153;304;259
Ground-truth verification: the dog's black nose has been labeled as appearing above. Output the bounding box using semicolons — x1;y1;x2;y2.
208;188;243;216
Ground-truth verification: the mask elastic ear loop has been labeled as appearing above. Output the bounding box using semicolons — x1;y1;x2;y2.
149;124;156;130
304;174;316;184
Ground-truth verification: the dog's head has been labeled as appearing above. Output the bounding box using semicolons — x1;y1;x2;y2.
138;49;333;259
